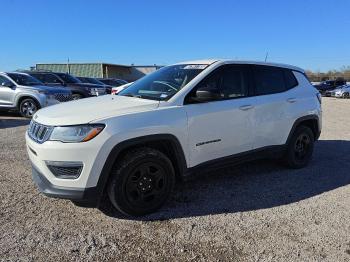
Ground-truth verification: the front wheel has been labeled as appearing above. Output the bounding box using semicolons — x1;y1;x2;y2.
342;92;349;99
284;126;314;169
107;148;175;217
19;98;39;118
72;93;83;100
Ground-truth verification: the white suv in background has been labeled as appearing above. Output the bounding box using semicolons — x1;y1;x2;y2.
332;84;350;98
26;59;322;216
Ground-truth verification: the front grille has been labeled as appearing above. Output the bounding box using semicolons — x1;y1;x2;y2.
28;121;53;143
46;161;83;179
90;88;106;96
55;93;73;102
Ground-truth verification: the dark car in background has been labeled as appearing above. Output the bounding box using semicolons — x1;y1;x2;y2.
97;78;128;87
26;71;107;100
314;79;347;95
77;77;112;94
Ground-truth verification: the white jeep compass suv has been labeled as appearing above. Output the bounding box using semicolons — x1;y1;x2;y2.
26;59;322;216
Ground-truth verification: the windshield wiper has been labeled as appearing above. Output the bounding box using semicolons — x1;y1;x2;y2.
120;93;160;101
120;93;140;98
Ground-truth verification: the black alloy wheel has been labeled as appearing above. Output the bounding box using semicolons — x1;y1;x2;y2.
294;133;311;162
107;147;175;217
284;126;314;169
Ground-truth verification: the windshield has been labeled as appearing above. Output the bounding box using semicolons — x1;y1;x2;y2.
119;64;207;100
7;73;43;86
55;73;81;84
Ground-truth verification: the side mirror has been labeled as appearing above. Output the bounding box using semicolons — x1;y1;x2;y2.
193;88;221;102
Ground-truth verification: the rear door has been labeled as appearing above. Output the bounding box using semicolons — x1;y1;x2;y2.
251;65;299;149
184;64;256;167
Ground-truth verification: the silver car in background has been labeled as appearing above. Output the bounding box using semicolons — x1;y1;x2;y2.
0;72;73;118
330;85;350;98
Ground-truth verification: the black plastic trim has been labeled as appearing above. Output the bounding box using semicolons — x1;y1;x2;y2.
286;115;321;144
182;145;286;180
91;134;188;204
32;164;98;206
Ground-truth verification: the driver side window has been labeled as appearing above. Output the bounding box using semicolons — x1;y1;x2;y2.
185;65;250;103
0;76;13;87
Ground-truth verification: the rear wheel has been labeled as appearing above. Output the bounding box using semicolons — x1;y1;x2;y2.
284;126;314;169
107;147;175;217
19;98;38;118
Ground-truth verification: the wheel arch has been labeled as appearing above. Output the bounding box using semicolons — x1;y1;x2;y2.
93;134;188;202
16;95;41;110
286;115;320;144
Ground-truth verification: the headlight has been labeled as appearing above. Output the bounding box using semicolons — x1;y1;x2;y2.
49;124;105;143
34;90;49;95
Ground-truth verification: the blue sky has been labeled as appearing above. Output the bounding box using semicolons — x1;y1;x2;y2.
1;0;349;72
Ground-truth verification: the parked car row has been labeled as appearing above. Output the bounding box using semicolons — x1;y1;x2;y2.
0;70;128;117
313;79;347;95
324;84;350;98
0;72;72;117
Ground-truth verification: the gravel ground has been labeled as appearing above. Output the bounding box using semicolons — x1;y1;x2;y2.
1;98;350;261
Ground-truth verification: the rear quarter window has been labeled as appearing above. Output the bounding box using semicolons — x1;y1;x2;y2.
283;70;298;90
253;66;299;95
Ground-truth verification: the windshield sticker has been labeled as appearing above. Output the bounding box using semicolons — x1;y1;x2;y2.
183;65;208;70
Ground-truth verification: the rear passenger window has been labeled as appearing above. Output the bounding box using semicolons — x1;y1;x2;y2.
253;66;285;95
284;70;298;90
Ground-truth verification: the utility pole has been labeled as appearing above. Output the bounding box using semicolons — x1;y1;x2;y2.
264;52;269;62
66;58;71;74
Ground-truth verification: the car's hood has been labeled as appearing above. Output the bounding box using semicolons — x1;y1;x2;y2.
19;85;71;94
34;95;160;126
68;83;106;89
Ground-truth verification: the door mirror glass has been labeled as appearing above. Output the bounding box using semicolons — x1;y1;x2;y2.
194;88;221;102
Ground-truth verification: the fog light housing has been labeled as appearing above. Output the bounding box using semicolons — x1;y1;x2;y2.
45;161;83;179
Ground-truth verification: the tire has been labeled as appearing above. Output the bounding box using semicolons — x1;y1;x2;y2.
107;147;175;217
284;126;314;169
342;92;349;99
19;98;39;118
72;93;83;100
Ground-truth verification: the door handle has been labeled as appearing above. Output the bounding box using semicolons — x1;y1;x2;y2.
239;105;254;111
287;98;297;103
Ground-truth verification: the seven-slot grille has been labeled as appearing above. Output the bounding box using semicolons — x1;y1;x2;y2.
28;121;53;143
54;93;73;102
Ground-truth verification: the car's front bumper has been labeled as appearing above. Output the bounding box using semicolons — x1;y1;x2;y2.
31;164;99;206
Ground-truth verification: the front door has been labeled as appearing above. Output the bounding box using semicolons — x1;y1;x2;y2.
0;76;16;107
184;65;256;167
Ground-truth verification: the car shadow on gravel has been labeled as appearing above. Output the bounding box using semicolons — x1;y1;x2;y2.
0;112;29;129
99;140;350;221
